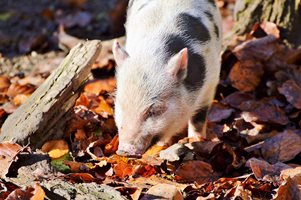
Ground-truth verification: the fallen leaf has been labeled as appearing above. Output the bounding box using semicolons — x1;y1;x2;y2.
12;94;29;106
41;140;69;159
273;176;301;200
221;92;253;109
0;75;10;91
280;167;301;181
240;100;289;125
246;158;290;181
229;60;264;92
94;96;114;118
104;135;119;156
66;173;96;183
133;165;157;178
278;80;301;109
175;161;216;184
261;130;301;163
114;161;135;180
0;142;25;178
208;102;235;122
84;78;116;95
6;83;35;98
30;183;45;200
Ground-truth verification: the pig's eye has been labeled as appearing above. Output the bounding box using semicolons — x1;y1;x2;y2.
144;104;167;119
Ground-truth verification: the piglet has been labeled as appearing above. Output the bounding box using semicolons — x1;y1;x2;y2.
113;0;222;157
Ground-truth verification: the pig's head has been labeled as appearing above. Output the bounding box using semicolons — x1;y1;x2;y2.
113;41;190;157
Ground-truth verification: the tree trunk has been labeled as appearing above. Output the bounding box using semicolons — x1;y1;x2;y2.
0;40;102;149
234;0;301;48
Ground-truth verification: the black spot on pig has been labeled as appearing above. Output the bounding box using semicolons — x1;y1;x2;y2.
204;11;220;38
207;0;217;7
164;35;206;91
191;106;209;131
177;13;211;44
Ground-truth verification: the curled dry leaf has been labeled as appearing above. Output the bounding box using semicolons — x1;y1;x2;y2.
0;75;10;91
261;130;301;163
94;96;114;118
229;60;264;92
273;176;301;200
114;161;135;180
280;167;301;181
278;80;301;109
30;183;45;200
0;142;25;178
240;100;289;125
175;161;216;184
246;158;291;181
6;83;35;98
233;35;279;61
221;92;253;109
104;135;119;156
84;78;116;95
12;94;29;106
207;102;235;122
41;140;69;159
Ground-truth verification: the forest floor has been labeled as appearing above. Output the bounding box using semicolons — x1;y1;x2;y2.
0;0;300;199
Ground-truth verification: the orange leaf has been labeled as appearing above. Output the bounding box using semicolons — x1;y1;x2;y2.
84;78;116;95
104;135;119;156
94;97;113;118
12;94;29;106
30;183;45;200
41;140;69;159
0;75;10;91
114;161;135;180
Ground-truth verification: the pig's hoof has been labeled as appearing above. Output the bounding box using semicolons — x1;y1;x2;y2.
116;150;142;158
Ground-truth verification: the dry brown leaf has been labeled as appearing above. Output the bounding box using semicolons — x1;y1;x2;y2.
12;94;29;106
247;158;290;181
41;140;69;159
175;161;216;184
261;130;301;163
229;60;264;92
274;176;301;200
240;100;289;125
30;183;45;200
84;78;116;95
278;80;301;109
104;135;119;156
0;142;25;178
280;167;301;181
6;83;35;98
0;75;10;91
114;161;135;180
94;96;114;118
207;102;234;122
221;92;253;109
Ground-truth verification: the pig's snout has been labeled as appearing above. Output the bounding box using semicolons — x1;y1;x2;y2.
116;143;144;158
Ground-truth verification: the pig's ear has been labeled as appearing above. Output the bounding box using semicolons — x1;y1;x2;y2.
167;48;188;79
113;40;129;66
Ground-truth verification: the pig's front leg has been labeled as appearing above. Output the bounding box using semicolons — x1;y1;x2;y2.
188;106;209;138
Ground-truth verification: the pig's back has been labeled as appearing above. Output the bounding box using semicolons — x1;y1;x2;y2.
125;0;222;91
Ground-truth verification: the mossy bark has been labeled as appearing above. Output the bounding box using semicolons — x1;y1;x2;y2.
234;0;301;48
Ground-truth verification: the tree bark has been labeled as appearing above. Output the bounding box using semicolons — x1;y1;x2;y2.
0;40;102;149
234;0;301;48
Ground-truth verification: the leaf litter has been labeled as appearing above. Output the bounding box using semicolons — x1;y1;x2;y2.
0;2;301;200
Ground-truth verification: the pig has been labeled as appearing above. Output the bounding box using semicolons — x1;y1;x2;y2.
113;0;222;157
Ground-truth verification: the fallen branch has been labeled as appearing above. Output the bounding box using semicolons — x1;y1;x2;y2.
0;40;102;149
